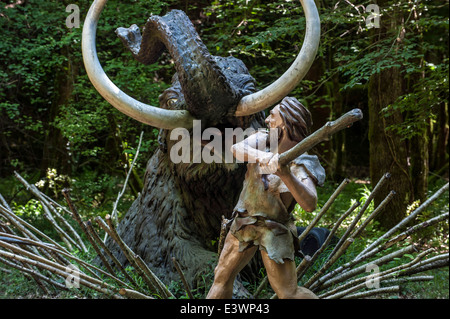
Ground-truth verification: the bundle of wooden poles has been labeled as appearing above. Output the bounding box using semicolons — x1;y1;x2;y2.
0;172;183;299
251;174;449;299
1;171;448;299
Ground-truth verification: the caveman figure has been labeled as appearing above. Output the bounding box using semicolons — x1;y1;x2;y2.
207;97;325;299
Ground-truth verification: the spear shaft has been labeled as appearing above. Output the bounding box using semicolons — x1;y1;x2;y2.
278;108;363;166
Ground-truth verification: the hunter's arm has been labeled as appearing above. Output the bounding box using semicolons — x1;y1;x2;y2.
277;164;318;212
231;131;272;163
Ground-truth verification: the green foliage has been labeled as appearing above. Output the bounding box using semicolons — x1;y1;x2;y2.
202;0;307;94
0;268;46;298
329;0;449;142
1;0;448;181
12;198;44;225
382;61;449;140
10;198;62;240
0;0;172;180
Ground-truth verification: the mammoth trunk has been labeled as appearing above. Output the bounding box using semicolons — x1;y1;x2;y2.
116;10;243;126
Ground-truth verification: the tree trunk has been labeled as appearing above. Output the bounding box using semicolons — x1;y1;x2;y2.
368;67;412;229
368;2;413;228
434;102;449;172
410;133;429;203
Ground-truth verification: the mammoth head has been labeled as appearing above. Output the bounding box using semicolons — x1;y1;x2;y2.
115;10;257;128
82;0;320;130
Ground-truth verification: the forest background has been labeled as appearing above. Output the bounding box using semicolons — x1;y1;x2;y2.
0;0;448;283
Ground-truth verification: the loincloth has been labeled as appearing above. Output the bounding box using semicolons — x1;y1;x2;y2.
229;211;300;264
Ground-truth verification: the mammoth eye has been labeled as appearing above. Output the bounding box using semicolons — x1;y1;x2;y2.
166;98;178;108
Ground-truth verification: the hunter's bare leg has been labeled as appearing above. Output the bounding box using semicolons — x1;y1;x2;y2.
260;250;318;299
207;232;257;299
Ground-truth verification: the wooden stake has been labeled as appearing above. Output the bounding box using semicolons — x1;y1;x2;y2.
399;253;449;277
298;178;350;244
0;230;138;288
62;188;119;277
298;200;360;282
312;211;448;292
39;200;75;251
119;288;154;299
96;215;173;298
0;255;67;291
318;245;417;297
303;238;354;289
0;204;68;264
0;239;126;298
329;173;391;256
110;131;144;226
341;286;399;299
86;220;137;288
358;182;449;257
350;190;396;239
323;249;431;299
14;172;87;252
172;257;194;299
134;253;175;299
367;212;449;255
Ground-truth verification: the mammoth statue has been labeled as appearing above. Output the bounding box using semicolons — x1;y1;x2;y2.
82;0;320;289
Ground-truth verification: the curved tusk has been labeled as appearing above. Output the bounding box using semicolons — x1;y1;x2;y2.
82;0;195;130
234;0;321;117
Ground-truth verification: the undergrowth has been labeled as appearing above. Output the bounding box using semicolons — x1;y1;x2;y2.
0;177;448;299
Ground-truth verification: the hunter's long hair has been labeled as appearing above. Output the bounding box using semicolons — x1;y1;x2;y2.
278;96;312;142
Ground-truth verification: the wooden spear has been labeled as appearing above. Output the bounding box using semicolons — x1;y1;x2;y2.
278;108;363;166
297;178;350;245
